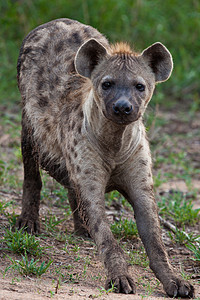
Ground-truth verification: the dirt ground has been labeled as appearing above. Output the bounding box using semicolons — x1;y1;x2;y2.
0;103;200;299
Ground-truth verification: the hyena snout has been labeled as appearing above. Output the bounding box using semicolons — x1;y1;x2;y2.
108;96;140;124
113;98;133;115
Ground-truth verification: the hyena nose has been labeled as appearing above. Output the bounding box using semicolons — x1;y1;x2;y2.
113;99;133;115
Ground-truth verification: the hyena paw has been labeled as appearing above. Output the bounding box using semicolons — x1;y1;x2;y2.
105;274;136;294
164;277;194;298
17;215;40;234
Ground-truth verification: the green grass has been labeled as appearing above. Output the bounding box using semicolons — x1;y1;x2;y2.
0;201;18;227
2;227;44;256
186;242;200;263
42;214;65;234
168;227;200;245
6;252;53;277
98;282;117;295
158;191;200;226
127;246;149;268
111;218;138;240
0;112;22;191
105;190;132;210
137;277;160;297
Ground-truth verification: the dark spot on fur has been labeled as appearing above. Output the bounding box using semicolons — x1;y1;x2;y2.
142;184;154;193
60;129;64;140
75;183;80;192
53;59;60;68
32;35;41;43
54;40;64;53
74;103;80;111
71;164;75;173
94;222;99;233
76;166;81;173
84;169;91;175
71;146;75;152
23;47;32;55
78;125;82;134
139;159;148;166
71;121;75;130
39;96;49;107
83;27;91;37
44;118;51;132
79;111;84;118
81;176;87;181
72;32;82;44
41;48;47;55
19;83;25;93
55;75;60;85
89;185;95;192
94;217;101;233
38;66;44;76
141;178;147;183
62;19;73;25
41;43;49;55
49;82;55;91
74;152;78;158
37;80;44;91
21;65;27;73
46;125;51;132
73;139;78;146
134;144;143;156
67;32;83;45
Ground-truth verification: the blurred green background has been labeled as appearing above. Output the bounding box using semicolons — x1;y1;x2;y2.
0;0;200;110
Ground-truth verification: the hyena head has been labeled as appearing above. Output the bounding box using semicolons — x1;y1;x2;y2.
75;39;173;125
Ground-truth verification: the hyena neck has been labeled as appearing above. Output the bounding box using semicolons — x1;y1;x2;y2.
82;91;142;162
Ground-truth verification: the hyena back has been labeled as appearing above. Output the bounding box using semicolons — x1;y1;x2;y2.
17;18;194;298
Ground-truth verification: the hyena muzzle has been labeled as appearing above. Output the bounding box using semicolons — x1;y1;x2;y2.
17;18;194;298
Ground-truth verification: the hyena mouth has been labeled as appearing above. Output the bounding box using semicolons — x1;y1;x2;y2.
115;113;141;125
104;110;141;125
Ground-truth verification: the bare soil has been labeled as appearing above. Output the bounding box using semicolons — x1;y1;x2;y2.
0;103;200;299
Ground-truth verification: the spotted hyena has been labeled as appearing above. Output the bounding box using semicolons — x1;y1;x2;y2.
17;18;194;298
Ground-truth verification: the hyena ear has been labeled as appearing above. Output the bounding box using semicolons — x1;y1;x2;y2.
141;42;173;83
75;39;108;78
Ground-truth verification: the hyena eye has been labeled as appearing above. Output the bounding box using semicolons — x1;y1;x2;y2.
136;83;145;92
102;81;113;90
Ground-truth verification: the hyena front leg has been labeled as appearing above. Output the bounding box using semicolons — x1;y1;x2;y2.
119;153;194;298
71;172;136;294
17;115;42;233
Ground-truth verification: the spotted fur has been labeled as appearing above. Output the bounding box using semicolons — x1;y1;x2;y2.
17;18;194;298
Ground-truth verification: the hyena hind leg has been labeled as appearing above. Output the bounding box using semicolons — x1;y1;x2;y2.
17;119;42;234
39;161;90;238
68;187;90;238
